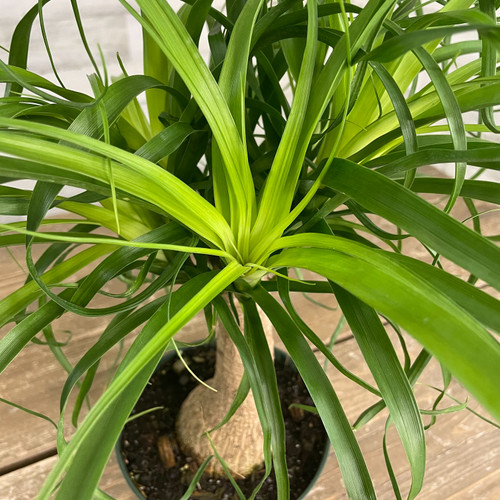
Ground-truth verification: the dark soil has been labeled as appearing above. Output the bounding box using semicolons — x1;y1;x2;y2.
120;345;328;499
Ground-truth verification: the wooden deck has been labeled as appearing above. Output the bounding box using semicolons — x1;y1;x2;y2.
1;204;499;499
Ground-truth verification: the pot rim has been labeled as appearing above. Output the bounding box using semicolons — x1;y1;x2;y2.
115;346;331;499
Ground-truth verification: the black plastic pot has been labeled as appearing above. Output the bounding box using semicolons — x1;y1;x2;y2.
116;346;330;499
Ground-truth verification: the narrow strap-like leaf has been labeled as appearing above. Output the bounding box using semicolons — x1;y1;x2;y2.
251;286;377;500
135;122;195;163
370;61;418;187
251;0;318;242
69;75;184;140
333;285;425;499
5;0;52;96
277;274;381;396
121;0;255;244
0;118;234;251
383;19;467;212
38;263;247;500
241;297;289;500
0;245;112;327
410;177;500;205
268;240;500;422
60;297;165;411
323;158;500;291
385;251;500;335
479;0;500;133
213;296;274;498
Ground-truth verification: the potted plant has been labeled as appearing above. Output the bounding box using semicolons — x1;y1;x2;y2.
1;0;500;498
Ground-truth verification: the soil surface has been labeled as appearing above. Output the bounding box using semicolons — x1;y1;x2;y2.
120;345;328;499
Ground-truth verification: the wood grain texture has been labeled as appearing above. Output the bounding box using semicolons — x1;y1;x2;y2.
0;455;136;500
1;195;499;498
307;337;500;500
0;242;344;470
2;333;499;499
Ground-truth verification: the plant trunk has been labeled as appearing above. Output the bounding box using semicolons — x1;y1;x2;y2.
175;296;275;477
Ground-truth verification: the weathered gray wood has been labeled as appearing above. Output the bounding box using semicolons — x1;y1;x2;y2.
0;456;59;500
307;336;500;499
1;197;499;497
0;455;136;500
0;242;345;471
2;332;500;499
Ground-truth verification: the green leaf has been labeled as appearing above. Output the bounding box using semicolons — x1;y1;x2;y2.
276;274;380;396
22;224;189;317
375;146;500;179
69;75;181;140
135;122;195;163
57;201;150;240
5;0;53;96
478;0;500;133
251;286;376;500
120;0;255;247
0;245;112;328
369;61;418;187
0;60;92;109
250;0;398;261
382;19;467;212
0;156;112;198
241;297;289;500
69;0;102;82
0;118;234;251
363;25;500;64
60;297;165;411
179;456;214;500
0;396;57;430
303;0;397;135
38;262;247;500
385;252;500;336
410;177;500;206
269;238;500;422
323;158;500;291
0;290;74;375
333;286;425;499
251;0;318;244
212;0;263;245
213;296;274;498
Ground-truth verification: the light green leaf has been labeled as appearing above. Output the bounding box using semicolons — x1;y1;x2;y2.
37;262;247;500
323;158;500;291
0;118;234;251
269;238;500;421
251;286;376;500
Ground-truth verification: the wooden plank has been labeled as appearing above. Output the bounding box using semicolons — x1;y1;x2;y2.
0;457;59;500
1;196;498;496
2;333;499;499
0;289;209;469
0;455;136;500
307;333;500;500
0;243;345;470
308;412;500;500
0;303;344;471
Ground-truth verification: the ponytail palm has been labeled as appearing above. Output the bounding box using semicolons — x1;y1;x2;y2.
1;0;500;499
